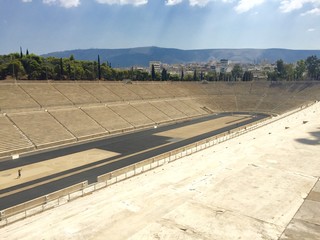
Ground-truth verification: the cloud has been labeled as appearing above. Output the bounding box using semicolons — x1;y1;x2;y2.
189;0;211;7
22;0;32;2
301;7;320;15
165;0;183;5
95;0;148;6
234;0;265;13
279;0;320;13
307;28;316;31
42;0;81;8
164;0;264;11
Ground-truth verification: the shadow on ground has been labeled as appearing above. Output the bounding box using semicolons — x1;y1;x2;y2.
296;128;320;145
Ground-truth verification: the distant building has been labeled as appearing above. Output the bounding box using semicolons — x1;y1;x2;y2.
220;59;229;73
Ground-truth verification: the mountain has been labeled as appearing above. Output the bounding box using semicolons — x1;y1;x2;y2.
42;47;320;68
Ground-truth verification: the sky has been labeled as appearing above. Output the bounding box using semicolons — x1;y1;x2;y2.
0;0;320;54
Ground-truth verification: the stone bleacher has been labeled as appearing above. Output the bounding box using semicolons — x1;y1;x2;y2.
273;98;313;114
150;100;187;120
109;103;154;128
53;84;99;105
180;99;208;115
8;111;76;148
106;84;141;101
293;82;320;100
80;84;121;103
199;82;221;95
0;116;34;157
215;82;236;95
0;84;39;112
142;84;173;99
19;84;72;108
179;83;207;96
208;95;237;112
160;84;187;97
131;102;172;124
49;108;107;139
82;106;133;133
235;95;260;113
249;82;270;95
196;97;223;113
166;99;202;117
126;84;155;100
0;81;319;158
233;82;252;95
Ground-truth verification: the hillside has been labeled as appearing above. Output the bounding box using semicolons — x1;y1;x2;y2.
42;47;320;68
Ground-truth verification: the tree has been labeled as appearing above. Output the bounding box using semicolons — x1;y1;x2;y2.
305;55;320;80
161;68;168;81
151;64;156;80
267;71;277;81
231;64;243;81
193;69;198;81
97;55;101;80
93;61;97;80
58;58;64;80
285;64;295;81
20;47;23;58
21;55;42;79
242;71;253;81
276;59;286;80
181;69;184;81
200;71;204;81
206;71;218;81
295;60;306;80
8;59;25;79
67;64;71;79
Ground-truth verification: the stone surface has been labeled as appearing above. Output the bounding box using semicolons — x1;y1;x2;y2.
1;103;320;240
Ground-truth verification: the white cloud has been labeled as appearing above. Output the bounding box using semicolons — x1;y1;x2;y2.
95;0;148;6
279;0;320;13
301;7;320;15
307;28;316;31
43;0;81;8
165;0;183;6
165;0;264;11
189;0;211;7
22;0;32;2
234;0;265;13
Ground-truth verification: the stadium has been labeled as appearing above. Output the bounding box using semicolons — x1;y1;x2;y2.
0;80;320;239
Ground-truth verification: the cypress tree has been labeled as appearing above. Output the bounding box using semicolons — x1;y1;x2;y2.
98;55;101;80
67;64;71;79
20;47;23;58
161;68;167;81
151;64;156;80
60;58;63;80
193;69;197;81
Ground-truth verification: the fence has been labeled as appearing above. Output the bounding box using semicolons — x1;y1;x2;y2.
1;103;315;227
